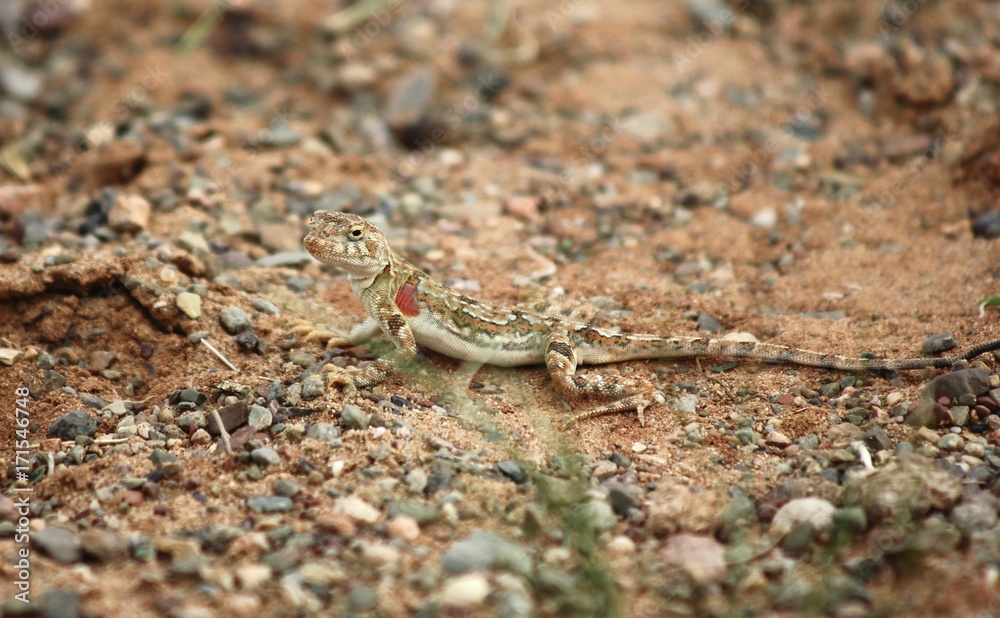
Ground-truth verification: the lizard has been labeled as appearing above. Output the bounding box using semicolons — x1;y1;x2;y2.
299;210;1000;428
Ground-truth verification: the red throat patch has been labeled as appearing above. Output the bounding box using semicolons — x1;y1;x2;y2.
394;282;420;317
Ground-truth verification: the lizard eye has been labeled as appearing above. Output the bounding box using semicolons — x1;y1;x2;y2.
348;228;364;241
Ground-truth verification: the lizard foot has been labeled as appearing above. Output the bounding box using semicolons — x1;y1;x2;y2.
290;319;355;349
561;390;666;429
320;363;360;395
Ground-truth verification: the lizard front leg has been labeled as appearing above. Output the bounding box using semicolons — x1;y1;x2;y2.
292;316;383;349
322;286;418;390
545;332;666;428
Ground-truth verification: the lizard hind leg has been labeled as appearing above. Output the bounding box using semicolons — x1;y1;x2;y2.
544;332;666;428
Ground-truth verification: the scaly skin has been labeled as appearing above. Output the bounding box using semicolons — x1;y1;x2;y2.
301;211;1000;427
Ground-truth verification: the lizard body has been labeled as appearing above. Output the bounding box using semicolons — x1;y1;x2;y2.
302;210;1000;426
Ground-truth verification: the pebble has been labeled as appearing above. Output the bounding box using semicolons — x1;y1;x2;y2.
273;479;300;497
497;460;527;483
48;410;97;440
300;375;325;400
252;298;280;315
938;434;964;451
340;404;369;430
929;368;991;402
306;422;340;445
696;312;722;333
972;210;1000;239
41;588;81;618
360;542;401;566
333;496;380;525
584;500;618;532
771;498;836;537
219;306;254;334
922;333;958;354
0;348;21;365
247;496;294;513
248;404;273;430
173;291;202;319
209;401;249;435
109;193;151;232
33;526;82;563
79;528;129;562
659;533;727;585
387;514;421;541
236;564;273;589
250;447;281;466
765;431;791;448
949;496;999;533
441;531;532;575
441;573;491;608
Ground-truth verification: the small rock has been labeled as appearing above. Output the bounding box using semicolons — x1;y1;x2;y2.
33;526;82;563
340;404;368;430
248;404;273;430
306;422;340;445
387;515;420;541
220;306;253;334
360;542;400;567
441;573;491;608
938;433;964;451
174;292;201;320
0;347;21;366
928;368;991;402
301;375;325;400
208;400;249;435
252;298;281;315
922;333;958;354
659;534;727;586
972;210;1000;239
79;528;129;562
504;195;539;221
236;564;273;589
441;531;532;575
109;194;151;232
48;411;97;440
771;498;836;537
696;312;722;333
41;588;81;618
497;460;527;483
765;431;791;448
250;447;281;466
950;495;999;533
247;496;294;513
333;496;380;525
273;479;300;498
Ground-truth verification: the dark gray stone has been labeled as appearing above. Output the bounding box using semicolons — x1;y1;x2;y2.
48;411;97;440
219;306;253;334
922;333;958;355
248;496;294;513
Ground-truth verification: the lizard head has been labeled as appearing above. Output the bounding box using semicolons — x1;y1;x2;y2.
304;211;392;278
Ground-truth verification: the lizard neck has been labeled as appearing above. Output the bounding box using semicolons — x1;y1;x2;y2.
347;260;393;297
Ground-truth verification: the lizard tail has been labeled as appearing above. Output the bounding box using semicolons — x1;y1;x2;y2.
662;336;1000;371
589;333;1000;372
